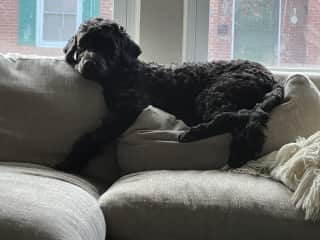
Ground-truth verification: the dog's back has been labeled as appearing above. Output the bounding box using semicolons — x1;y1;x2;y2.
109;59;276;124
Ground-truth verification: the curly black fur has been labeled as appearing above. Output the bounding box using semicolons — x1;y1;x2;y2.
57;18;284;173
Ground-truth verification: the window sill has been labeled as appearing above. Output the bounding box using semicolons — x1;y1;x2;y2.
270;67;320;74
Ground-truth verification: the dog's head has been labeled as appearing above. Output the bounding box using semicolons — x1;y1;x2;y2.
63;18;141;80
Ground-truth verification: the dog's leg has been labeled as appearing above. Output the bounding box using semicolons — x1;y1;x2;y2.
56;112;138;173
178;110;253;142
228;109;268;167
179;83;284;167
230;84;284;163
228;128;255;168
254;84;284;113
179;108;269;167
227;84;284;167
179;84;283;142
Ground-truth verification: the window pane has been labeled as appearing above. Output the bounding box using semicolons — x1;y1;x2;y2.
208;0;233;61
208;0;320;69
63;0;77;13
234;0;279;66
43;14;63;41
63;15;77;40
44;0;63;12
0;0;114;56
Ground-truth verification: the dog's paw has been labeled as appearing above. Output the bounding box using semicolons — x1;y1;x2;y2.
249;109;269;126
178;129;199;143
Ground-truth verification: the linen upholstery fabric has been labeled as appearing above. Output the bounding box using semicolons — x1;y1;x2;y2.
81;143;121;191
0;53;106;166
0;162;105;240
118;74;320;173
274;71;320;89
262;74;320;154
118;106;230;173
100;170;320;240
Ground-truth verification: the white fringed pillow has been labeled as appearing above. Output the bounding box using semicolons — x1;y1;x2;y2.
118;74;320;174
0;54;106;166
263;74;320;153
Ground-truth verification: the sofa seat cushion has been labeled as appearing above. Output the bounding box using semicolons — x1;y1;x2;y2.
0;163;105;240
100;170;319;240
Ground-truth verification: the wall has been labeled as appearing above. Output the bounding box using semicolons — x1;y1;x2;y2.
139;0;183;64
208;0;233;61
280;0;308;66
306;0;320;65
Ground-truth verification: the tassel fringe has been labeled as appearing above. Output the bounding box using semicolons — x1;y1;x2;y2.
237;131;320;222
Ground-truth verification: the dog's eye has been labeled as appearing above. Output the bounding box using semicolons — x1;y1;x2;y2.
73;51;79;62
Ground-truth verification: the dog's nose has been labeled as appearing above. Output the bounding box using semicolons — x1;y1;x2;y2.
82;60;98;73
83;59;97;69
79;60;99;79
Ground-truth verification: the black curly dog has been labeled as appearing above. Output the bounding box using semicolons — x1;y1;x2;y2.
57;18;284;173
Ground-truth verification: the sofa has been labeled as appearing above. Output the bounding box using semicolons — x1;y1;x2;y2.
0;53;320;240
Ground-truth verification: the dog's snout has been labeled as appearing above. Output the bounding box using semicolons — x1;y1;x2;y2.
83;59;98;69
79;59;98;78
76;54;108;80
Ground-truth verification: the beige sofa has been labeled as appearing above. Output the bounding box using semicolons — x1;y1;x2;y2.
0;53;320;240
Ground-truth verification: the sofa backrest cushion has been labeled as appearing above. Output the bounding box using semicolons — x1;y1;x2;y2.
274;71;320;90
0;54;106;167
263;73;320;153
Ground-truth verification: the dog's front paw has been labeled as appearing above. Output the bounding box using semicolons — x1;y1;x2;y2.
178;129;199;143
250;109;269;123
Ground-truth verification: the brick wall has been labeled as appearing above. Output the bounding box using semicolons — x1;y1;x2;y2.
100;0;113;19
208;0;233;61
279;0;308;66
0;0;113;56
306;0;320;66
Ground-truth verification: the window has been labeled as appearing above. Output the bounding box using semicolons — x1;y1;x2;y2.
37;0;82;48
0;0;116;56
185;0;320;70
232;0;280;65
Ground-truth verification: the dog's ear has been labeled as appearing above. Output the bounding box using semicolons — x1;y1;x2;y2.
124;37;141;59
111;23;141;59
63;35;77;64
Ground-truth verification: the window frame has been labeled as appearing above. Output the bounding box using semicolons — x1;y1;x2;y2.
35;0;140;49
113;0;140;43
183;0;209;62
232;0;281;66
36;0;83;48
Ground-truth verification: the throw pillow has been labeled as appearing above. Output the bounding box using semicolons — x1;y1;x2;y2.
0;54;106;167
